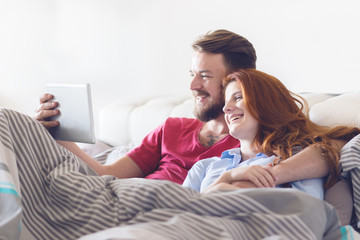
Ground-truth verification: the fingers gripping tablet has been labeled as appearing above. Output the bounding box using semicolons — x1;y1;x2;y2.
45;83;96;144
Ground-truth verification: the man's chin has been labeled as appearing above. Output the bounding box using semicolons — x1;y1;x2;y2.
193;97;224;122
194;108;222;122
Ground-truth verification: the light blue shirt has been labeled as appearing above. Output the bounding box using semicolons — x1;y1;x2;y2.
182;148;324;199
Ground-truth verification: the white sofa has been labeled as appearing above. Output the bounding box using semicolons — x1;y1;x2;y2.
98;92;360;147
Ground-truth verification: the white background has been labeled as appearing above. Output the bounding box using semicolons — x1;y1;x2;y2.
1;0;359;134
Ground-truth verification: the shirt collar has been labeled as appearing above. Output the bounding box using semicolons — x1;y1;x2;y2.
221;148;241;165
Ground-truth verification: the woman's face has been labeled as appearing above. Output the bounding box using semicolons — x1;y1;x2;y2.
223;81;259;141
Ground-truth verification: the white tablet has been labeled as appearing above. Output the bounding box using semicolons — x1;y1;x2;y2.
45;83;96;144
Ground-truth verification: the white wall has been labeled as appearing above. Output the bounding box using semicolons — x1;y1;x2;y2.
1;0;360;135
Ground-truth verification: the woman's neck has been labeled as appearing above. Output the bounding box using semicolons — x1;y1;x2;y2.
240;140;259;161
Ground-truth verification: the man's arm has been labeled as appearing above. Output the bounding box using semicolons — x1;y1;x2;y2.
57;141;144;178
34;95;144;179
272;140;345;184
206;140;346;189
204;145;329;192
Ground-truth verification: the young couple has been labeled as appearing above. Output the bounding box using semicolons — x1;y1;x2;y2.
183;69;359;198
35;29;359;195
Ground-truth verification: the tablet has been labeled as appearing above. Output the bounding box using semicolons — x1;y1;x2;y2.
45;83;96;144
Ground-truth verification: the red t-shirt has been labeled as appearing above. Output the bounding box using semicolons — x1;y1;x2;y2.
127;117;240;184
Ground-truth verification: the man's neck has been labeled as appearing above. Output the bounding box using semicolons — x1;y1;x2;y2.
198;114;229;147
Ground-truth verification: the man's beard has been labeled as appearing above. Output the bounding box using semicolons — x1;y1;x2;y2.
193;95;225;122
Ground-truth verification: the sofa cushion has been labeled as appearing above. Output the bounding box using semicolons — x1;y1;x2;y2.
309;91;360;128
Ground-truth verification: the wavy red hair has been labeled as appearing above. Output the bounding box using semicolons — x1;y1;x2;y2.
223;69;360;187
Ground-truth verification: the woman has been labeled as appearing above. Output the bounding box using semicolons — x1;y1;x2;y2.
183;69;360;198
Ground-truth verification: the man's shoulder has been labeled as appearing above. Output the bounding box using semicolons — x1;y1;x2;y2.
164;117;202;127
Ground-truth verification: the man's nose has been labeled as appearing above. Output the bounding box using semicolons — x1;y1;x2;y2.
190;74;202;91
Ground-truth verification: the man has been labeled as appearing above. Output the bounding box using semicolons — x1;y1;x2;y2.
35;29;331;187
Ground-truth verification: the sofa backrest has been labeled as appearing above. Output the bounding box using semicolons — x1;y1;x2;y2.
98;92;360;147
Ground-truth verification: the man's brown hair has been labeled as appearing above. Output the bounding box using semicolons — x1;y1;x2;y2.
192;29;257;71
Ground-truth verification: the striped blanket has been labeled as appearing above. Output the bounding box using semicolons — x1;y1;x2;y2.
0;108;357;240
339;133;360;229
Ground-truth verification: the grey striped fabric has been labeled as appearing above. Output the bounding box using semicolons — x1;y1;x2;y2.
0;138;22;239
339;134;360;229
0;108;346;240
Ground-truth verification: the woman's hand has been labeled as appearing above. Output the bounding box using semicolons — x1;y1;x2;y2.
209;165;278;190
229;165;277;187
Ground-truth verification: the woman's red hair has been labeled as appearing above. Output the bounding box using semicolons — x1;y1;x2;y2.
223;69;360;188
